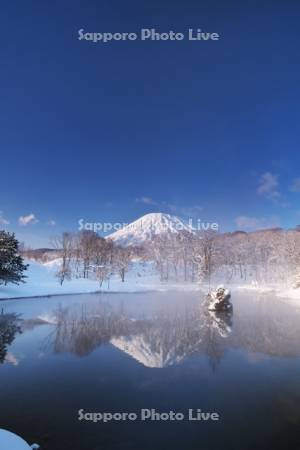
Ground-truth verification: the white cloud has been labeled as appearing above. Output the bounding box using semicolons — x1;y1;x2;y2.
0;211;9;225
136;196;159;206
18;213;39;226
47;219;56;226
235;215;280;231
136;197;203;218
166;203;203;218
289;177;300;192
257;172;280;201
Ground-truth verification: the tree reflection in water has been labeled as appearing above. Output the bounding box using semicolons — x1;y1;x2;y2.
0;311;22;363
49;300;233;368
4;293;300;370
52;303;138;356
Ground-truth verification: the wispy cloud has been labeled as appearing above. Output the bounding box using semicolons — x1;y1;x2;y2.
136;196;159;206
256;172;289;207
47;219;56;226
136;196;203;218
166;203;203;218
235;215;280;231
19;213;39;226
289;177;300;192
257;172;280;201
0;211;9;225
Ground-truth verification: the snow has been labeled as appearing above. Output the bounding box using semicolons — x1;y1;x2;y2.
0;259;200;300
111;335;185;368
0;258;300;302
108;212;194;246
0;429;39;450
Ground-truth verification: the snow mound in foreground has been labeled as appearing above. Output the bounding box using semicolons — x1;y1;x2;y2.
0;429;39;450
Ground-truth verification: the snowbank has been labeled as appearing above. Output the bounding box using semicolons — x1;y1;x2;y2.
0;259;200;300
1;259;300;302
231;283;300;303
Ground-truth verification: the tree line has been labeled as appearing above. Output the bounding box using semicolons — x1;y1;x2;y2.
47;227;300;287
50;231;135;286
147;228;300;286
3;226;300;290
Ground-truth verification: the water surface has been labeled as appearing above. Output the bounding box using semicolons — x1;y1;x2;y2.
1;291;300;450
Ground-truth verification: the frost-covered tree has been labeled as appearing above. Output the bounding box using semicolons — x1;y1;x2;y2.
192;231;218;285
114;246;132;282
148;234;172;281
95;264;111;287
52;232;74;285
78;231;99;278
0;231;28;286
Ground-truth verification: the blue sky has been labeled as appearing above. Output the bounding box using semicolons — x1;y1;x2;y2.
1;0;300;247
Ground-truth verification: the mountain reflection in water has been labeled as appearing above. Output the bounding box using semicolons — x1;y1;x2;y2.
2;293;297;369
1;292;300;450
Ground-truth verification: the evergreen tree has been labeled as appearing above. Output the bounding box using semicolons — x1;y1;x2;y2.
0;231;28;285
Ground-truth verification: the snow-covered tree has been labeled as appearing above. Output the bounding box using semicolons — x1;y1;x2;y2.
114;246;132;282
0;312;22;363
0;231;28;286
52;232;74;285
95;264;111;287
78;231;99;278
192;231;218;285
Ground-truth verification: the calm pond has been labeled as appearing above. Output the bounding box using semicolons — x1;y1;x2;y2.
1;291;300;450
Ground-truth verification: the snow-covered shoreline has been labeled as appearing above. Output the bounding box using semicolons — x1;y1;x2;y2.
0;259;300;302
0;259;200;301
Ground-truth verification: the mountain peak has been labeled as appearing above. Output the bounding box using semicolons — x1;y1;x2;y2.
108;212;193;246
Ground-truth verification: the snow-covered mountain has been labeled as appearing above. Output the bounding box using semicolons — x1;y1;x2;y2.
107;212;193;246
111;335;187;368
110;336;184;369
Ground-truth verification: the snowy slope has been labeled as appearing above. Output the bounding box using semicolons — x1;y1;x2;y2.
107;212;193;246
111;335;186;368
0;259;199;299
